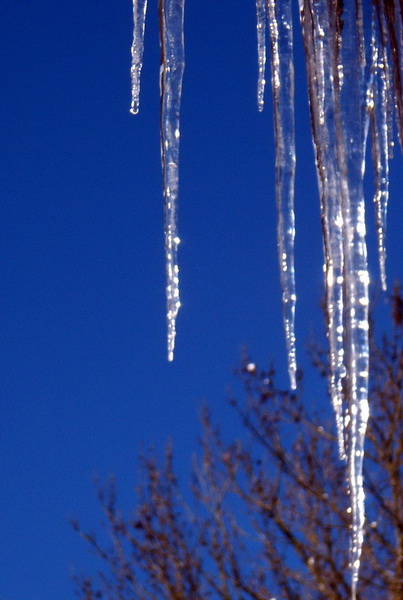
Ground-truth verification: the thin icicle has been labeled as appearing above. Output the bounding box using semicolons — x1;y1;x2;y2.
159;0;185;362
267;0;297;389
370;15;389;291
382;0;403;148
256;0;267;111
130;0;148;115
298;0;346;459
374;2;396;158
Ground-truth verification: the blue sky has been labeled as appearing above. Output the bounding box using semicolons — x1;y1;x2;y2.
1;2;403;599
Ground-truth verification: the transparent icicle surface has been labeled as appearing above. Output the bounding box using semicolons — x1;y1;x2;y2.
298;0;346;460
267;0;297;390
298;0;370;596
159;0;185;362
132;2;403;591
370;11;390;291
130;0;148;115
382;0;403;148
256;0;267;112
338;3;370;595
295;1;403;595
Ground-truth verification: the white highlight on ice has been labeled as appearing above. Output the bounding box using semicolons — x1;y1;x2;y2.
132;3;402;595
256;0;267;112
266;0;297;390
159;0;185;362
131;0;185;361
130;0;148;115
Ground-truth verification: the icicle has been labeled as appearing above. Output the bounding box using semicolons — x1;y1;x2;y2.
267;0;297;390
299;0;370;594
374;3;396;158
129;4;402;590
256;0;267;112
382;0;403;148
333;2;370;596
370;14;389;291
298;0;346;459
159;0;185;362
130;0;148;115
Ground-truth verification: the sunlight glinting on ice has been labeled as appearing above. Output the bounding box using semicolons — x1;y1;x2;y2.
256;0;268;112
297;0;347;461
370;13;390;291
266;0;297;390
131;0;185;361
131;1;403;595
130;0;148;115
296;1;371;595
159;0;185;362
260;1;400;596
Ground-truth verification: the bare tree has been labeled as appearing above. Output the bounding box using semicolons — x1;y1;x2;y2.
72;290;403;600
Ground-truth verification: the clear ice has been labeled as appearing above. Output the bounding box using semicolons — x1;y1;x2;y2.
159;0;185;361
133;1;403;595
370;10;390;291
297;0;348;460
130;0;148;115
255;0;400;596
297;1;370;596
293;0;403;596
131;0;185;361
256;0;267;112
266;0;297;389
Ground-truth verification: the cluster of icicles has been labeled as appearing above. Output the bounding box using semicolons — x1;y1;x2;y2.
131;1;403;597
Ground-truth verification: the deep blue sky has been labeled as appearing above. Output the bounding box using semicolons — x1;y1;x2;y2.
1;2;402;599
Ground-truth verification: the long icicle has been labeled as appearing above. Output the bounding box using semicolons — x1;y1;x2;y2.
159;0;185;361
130;0;148;115
298;0;347;460
334;2;370;596
299;0;370;595
267;0;297;390
370;12;390;291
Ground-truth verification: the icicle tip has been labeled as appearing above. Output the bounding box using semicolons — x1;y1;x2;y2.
130;100;140;115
